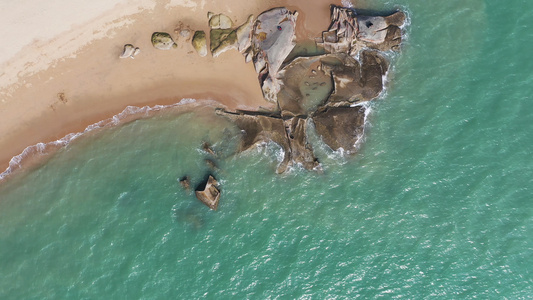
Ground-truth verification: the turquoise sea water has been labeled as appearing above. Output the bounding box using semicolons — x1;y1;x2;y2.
1;0;532;298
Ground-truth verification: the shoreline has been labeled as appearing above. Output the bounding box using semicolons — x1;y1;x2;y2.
0;0;341;177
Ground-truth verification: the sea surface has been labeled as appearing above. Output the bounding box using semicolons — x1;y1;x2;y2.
1;0;532;298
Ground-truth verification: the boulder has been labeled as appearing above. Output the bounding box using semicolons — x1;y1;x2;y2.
151;32;177;50
210;28;238;57
192;31;208;57
119;44;140;59
195;175;221;210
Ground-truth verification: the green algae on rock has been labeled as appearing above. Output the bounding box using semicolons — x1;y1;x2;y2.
192;31;208;57
151;32;177;50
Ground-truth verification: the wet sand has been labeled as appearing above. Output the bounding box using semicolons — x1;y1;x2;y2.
0;0;342;175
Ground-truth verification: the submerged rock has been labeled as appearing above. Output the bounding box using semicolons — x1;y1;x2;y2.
202;141;217;156
179;176;191;191
151;32;177;50
119;44;140;59
192;31;208;57
195;175;221;210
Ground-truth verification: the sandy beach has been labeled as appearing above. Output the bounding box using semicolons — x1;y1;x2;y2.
0;0;342;176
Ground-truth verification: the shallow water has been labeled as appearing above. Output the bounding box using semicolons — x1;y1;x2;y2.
1;0;532;298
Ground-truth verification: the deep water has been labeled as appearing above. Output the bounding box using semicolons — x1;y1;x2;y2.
1;0;532;298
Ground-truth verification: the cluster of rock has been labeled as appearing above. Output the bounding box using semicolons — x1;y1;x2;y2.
179;142;222;210
215;6;406;173
141;5;406;209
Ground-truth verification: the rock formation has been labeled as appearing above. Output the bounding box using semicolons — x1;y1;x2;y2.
168;5;407;209
215;5;406;173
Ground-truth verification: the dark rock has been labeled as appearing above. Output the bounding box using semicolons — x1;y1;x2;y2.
195;175;221;210
284;117;321;171
192;31;208;57
360;50;388;100
312;106;366;153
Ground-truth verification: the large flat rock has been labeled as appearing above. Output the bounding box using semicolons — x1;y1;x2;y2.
312;106;366;153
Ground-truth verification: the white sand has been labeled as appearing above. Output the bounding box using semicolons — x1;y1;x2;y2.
0;0;341;174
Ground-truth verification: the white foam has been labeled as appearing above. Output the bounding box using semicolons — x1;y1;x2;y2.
0;98;197;182
341;0;354;9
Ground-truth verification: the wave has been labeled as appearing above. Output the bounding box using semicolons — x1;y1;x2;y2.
0;98;198;182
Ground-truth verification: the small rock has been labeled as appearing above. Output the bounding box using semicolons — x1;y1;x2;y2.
119;44;140;58
151;32;177;50
179;29;191;39
208;12;234;29
195;175;221;210
192;31;208;57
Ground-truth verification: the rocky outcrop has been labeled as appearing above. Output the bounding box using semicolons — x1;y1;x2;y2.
215;5;406;173
316;6;406;55
219;111;319;173
195;175;221;210
179;176;191;191
151;32;177;50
